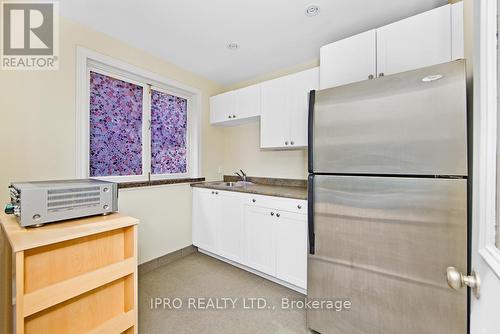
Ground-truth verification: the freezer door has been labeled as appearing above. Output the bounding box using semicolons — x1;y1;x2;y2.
307;175;467;334
310;60;467;176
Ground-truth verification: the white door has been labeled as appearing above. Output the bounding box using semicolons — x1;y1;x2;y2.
289;67;319;148
236;84;261;120
210;90;236;124
244;205;275;275
261;76;289;148
319;29;377;89
192;189;218;253
470;1;500;333
274;211;307;289
376;4;451;77
216;192;244;262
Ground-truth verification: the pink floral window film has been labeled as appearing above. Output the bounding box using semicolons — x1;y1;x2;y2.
150;90;188;174
89;71;143;177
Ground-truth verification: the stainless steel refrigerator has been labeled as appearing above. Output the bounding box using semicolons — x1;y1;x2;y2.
307;60;468;334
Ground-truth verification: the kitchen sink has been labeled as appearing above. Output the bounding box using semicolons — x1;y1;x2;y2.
212;181;254;187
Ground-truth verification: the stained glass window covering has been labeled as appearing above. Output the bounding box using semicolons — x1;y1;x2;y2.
89;71;143;177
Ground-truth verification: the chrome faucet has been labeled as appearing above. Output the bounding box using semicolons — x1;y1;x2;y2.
235;170;247;182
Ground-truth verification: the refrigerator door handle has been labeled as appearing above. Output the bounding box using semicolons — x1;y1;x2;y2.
308;174;315;254
308;90;316;174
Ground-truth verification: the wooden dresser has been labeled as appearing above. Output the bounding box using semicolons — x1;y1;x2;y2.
0;212;139;334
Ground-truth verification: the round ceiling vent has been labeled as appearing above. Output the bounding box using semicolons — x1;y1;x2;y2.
305;5;320;17
227;42;239;50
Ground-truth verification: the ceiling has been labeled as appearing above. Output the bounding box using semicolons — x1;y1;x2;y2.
60;0;448;86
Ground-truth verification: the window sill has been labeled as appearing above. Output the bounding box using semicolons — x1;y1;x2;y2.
118;177;205;189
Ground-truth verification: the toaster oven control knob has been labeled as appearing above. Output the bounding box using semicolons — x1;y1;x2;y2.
4;203;15;215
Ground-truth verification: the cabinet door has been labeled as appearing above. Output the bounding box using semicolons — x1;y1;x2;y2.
320;29;377;89
274;211;307;289
244;205;276;276
451;1;464;60
289;67;319;148
192;189;218;253
376;4;452;76
216;193;244;262
260;77;290;148
210;91;236;124
236;84;261;120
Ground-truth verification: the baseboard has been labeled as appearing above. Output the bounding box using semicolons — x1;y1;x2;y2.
198;248;307;295
139;245;197;275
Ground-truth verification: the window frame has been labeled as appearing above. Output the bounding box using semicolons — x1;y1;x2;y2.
76;47;201;183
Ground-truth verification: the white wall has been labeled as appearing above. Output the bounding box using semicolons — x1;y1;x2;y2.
0;16;225;264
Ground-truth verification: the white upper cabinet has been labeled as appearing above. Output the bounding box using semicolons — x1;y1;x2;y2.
210;84;261;125
261;67;319;149
320;3;464;88
376;4;452;77
451;1;465;60
320;30;377;89
260;75;289;149
289;67;320;147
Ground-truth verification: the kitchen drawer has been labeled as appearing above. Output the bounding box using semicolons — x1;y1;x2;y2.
244;193;306;215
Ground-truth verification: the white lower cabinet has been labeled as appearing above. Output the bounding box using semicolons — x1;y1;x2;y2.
274;211;308;289
243;205;276;276
192;188;218;253
192;188;307;292
192;188;243;262
216;192;244;263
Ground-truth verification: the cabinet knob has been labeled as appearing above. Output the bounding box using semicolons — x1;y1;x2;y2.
379;73;385;77
228;115;231;119
276;213;280;218
215;191;219;195
368;74;374;80
211;191;215;194
290;141;294;145
285;141;289;145
270;212;274;216
232;115;236;118
297;205;302;209
252;199;256;203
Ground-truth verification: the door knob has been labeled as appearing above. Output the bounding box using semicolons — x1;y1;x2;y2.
446;266;480;299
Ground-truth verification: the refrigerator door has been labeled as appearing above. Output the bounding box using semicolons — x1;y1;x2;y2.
307;175;467;334
310;60;467;176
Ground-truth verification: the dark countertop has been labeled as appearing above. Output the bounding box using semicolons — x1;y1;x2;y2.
191;175;307;200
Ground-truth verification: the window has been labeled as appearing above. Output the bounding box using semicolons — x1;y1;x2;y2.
76;48;200;183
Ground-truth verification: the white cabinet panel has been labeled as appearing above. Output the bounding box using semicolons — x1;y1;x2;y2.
216;193;244;262
376;4;452;76
451;1;464;60
210;85;261;125
275;211;307;289
320;30;377;89
192;189;218;253
210;91;236;124
243;205;276;276
237;84;261;119
289;67;319;147
260;76;289;149
261;67;319;149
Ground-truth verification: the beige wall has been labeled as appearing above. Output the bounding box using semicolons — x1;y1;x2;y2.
219;58;319;180
0;17;225;263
